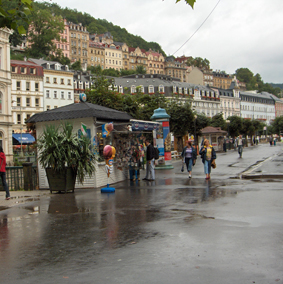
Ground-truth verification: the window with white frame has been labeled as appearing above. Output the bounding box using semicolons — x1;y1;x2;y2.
159;85;165;93
184;87;188;95
46;90;50;98
131;85;136;94
119;86;123;93
148;85;154;94
26;97;30;106
54;91;57;99
179;87;182;94
173;85;177;93
35;98;39;107
61;91;64;99
68;92;71;99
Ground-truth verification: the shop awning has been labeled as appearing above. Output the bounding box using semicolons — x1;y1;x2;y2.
130;119;161;131
12;133;35;145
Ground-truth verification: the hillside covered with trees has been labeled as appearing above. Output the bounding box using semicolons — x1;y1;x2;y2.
33;1;166;56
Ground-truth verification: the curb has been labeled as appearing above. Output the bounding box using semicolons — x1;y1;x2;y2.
241;173;283;179
240;153;282;179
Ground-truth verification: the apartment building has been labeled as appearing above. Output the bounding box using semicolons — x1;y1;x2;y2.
212;80;241;119
128;47;147;72
186;66;204;85
146;49;165;75
88;41;105;69
0;28;13;162
104;43;123;70
53;19;70;58
10;60;44;133
213;71;232;89
115;42;129;70
69;22;89;68
240;91;275;125
203;70;214;87
28;59;74;110
165;56;187;82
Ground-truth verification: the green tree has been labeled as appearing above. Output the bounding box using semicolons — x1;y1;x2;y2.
71;60;82;71
242;119;255;146
26;8;64;58
210;112;226;130
271;116;283;141
48;49;71;66
102;68;120;77
86;74;124;111
0;0;33;34
235;68;254;85
136;65;146;74
187;57;210;70
167;98;194;151
227;115;243;138
120;69;136;77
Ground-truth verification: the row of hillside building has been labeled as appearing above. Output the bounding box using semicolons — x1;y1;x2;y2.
1;28;283;163
16;20;246;89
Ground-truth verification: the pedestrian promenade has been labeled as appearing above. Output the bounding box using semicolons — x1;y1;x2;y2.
1;142;282;209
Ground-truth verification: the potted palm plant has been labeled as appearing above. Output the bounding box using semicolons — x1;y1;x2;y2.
37;122;96;193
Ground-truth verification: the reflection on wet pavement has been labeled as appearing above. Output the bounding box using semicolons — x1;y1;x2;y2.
0;177;241;282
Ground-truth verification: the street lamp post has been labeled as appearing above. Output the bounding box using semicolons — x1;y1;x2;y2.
226;120;230;150
194;114;197;146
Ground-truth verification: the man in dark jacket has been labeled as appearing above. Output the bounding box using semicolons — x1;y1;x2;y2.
143;139;155;181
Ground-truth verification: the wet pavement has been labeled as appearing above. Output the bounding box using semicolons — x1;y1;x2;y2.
0;143;283;284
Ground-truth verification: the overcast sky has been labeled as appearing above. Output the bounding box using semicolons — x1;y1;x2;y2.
38;0;283;83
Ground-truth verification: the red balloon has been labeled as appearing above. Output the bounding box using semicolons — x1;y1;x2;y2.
103;145;113;159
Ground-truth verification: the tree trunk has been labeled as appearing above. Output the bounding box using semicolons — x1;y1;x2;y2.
177;136;183;153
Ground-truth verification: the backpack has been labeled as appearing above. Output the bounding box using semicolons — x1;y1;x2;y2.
154;147;159;160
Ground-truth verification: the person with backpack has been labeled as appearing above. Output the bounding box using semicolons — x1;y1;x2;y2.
0;146;10;200
143;139;155;181
181;141;197;178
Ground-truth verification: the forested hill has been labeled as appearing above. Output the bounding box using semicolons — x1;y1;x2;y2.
34;1;166;56
270;83;283;90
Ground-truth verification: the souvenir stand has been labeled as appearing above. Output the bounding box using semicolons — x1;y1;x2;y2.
110;119;161;181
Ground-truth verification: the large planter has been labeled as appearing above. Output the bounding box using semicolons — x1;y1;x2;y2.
46;167;77;194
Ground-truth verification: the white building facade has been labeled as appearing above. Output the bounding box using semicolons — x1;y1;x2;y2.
28;59;74;111
10;60;44;133
240;91;275;125
0;28;13;163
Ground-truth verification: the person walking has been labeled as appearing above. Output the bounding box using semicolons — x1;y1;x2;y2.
237;135;243;158
181;141;197;178
199;139;216;180
143;139;155;181
223;136;227;152
0;146;10;200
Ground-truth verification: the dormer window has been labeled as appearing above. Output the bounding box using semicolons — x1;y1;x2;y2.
173;86;177;93
179;87;182;94
131;85;136;94
119;86;123;93
159;85;165;93
148;85;154;94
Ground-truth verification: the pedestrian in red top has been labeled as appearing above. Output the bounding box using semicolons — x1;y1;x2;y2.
0;146;10;200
